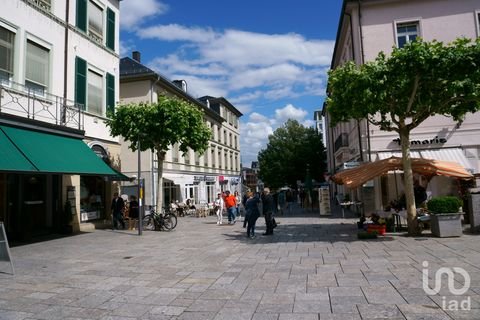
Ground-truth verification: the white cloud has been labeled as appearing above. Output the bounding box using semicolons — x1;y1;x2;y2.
120;0;169;30
132;22;334;165
240;104;312;165
275;104;308;123
137;24;218;43
200;30;334;68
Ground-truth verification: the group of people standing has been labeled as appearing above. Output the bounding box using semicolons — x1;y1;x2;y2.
213;188;276;239
111;192;139;230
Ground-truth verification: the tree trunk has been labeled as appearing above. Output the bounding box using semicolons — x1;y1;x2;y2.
156;150;166;212
399;127;419;236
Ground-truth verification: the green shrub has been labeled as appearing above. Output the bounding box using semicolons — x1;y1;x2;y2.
427;196;462;214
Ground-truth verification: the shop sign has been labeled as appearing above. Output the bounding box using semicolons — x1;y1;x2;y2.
343;161;361;169
392;136;447;146
194;175;216;182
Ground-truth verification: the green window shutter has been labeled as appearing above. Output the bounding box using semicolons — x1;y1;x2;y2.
75;57;87;110
106;8;115;50
76;0;87;32
106;73;115;115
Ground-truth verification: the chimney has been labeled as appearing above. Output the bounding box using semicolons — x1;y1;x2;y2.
173;80;187;93
132;51;141;63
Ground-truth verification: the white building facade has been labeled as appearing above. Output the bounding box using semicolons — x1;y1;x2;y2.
0;0;122;240
326;0;480;212
119;53;242;208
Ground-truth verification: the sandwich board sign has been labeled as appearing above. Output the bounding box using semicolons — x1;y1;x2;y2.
0;222;14;275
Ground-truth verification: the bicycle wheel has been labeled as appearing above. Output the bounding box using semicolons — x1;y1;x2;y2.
161;215;175;230
166;213;178;229
142;214;155;231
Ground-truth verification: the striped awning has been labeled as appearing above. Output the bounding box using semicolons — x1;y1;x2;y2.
376;148;474;172
331;156;473;189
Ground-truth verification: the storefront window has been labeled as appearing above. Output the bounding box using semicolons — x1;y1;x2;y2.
80;176;105;222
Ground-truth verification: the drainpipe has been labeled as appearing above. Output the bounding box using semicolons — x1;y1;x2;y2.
357;0;371;162
63;0;70;123
345;11;364;163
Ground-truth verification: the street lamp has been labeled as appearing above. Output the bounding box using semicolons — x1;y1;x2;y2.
137;137;143;236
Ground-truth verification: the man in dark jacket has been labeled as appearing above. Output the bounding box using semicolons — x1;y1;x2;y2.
111;192;125;229
261;187;275;235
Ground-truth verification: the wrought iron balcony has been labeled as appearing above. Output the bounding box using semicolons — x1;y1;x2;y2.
0;81;84;131
334;133;349;152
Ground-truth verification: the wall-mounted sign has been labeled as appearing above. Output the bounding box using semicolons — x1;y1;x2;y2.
392;136;447;146
194;176;216;182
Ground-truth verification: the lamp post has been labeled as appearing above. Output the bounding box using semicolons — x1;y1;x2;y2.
137;138;143;236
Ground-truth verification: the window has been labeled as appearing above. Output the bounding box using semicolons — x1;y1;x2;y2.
194;152;200;165
211;148;215;168
87;69;103;115
184;149;190;164
477;12;480;37
172;144;179;162
396;22;418;48
223;130;227;144
88;1;103;43
217;126;221;142
77;0;116;49
0;26;14;85
25;40;49;95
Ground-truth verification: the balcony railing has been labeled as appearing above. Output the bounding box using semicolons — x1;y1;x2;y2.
26;0;51;11
334;133;349;152
0;81;84;131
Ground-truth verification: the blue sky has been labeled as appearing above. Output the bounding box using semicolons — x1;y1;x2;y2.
120;0;343;166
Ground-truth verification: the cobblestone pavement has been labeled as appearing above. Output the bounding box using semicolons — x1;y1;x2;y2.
1;205;480;320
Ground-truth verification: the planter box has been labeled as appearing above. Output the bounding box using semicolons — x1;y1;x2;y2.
367;224;386;236
430;213;463;237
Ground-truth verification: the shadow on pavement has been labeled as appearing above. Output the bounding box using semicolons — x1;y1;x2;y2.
221;222;396;243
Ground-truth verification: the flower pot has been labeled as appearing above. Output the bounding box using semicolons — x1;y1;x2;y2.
367;224;386;236
430;213;462;237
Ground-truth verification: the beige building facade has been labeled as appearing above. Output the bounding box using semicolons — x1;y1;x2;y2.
326;0;480;212
119;53;242;208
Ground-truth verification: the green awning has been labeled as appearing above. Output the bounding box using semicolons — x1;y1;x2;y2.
0;125;119;176
0;129;37;172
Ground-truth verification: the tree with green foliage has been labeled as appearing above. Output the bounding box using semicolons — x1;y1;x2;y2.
106;96;211;210
327;38;480;235
258;119;326;190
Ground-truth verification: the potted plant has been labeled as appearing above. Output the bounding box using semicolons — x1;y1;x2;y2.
427;196;463;237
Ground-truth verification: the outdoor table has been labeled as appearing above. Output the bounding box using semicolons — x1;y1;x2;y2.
340;201;354;218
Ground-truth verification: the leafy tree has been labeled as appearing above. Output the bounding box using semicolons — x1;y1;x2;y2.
326;38;480;235
258;119;326;190
106;96;211;209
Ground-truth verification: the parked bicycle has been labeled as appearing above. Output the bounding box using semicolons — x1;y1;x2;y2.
142;206;177;231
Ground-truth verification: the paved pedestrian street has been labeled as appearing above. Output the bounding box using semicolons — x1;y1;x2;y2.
1;207;480;320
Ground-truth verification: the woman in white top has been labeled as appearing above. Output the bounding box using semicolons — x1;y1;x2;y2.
214;192;225;225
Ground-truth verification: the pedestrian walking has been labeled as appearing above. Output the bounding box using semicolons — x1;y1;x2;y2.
261;187;275;235
214;192;225;225
245;191;261;238
234;191;242;220
111;192;125;230
224;190;237;224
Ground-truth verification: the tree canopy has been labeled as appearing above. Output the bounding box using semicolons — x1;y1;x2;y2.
106;95;211;209
258;119;326;190
326;38;480;235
